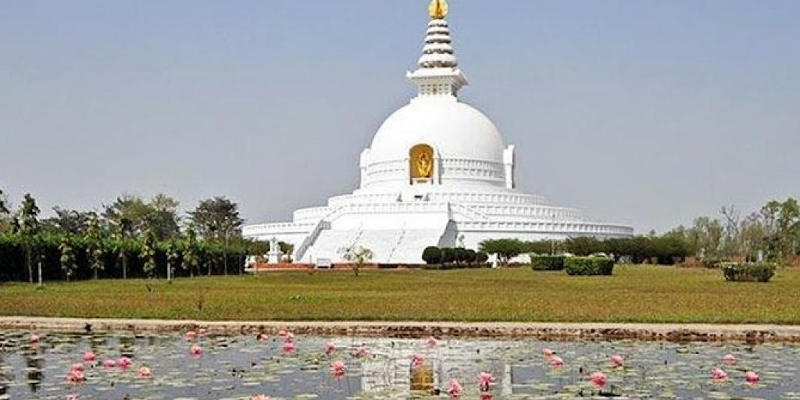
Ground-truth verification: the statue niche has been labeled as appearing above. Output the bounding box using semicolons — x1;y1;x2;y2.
409;144;435;183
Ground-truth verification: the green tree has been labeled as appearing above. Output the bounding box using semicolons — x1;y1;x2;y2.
188;197;244;275
58;237;77;282
339;246;373;277
84;212;105;279
141;228;158;279
111;217;133;279
18;194;40;283
479;238;527;266
41;207;91;236
182;227;201;277
0;189;11;233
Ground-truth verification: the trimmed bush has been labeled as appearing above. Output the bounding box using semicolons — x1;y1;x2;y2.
422;246;442;265
722;262;776;282
530;255;566;271
565;256;615;276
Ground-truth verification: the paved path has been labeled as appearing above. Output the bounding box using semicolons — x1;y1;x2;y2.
2;316;800;342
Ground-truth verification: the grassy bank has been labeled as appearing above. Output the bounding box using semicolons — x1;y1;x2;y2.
1;265;799;324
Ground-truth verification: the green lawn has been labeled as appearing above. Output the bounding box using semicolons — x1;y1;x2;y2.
1;265;799;324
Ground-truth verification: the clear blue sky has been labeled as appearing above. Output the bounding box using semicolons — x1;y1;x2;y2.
1;0;798;232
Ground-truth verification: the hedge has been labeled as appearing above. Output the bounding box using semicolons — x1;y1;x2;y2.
530;255;565;271
565;256;615;276
0;233;253;282
722;262;777;283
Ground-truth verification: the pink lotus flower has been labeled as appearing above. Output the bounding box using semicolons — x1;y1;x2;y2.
282;340;297;354
251;395;270;400
102;359;116;368
70;363;84;372
550;355;564;367
723;354;736;365
610;354;624;368
29;333;40;344
542;348;554;357
66;369;85;383
138;366;152;378
190;345;203;357
427;336;439;347
330;361;346;379
479;394;494;400
351;345;369;358
746;371;760;384
711;367;728;380
118;357;132;369
184;330;197;341
478;372;495;391
82;351;96;362
324;341;337;355
66;394;79;400
278;330;294;340
446;379;462;398
257;333;269;343
590;371;607;387
411;353;425;368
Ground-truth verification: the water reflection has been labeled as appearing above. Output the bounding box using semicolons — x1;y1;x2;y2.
0;330;797;399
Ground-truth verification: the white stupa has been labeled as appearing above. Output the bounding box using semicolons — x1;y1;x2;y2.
244;0;633;264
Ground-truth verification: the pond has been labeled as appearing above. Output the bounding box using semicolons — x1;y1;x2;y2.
0;330;798;399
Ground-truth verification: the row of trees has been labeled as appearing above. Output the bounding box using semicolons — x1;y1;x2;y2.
478;198;799;266
0;189;268;283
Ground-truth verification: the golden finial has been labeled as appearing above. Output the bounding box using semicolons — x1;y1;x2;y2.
429;0;448;20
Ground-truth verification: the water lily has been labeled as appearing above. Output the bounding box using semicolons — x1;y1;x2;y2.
479;394;494;400
251;395;270;400
446;379;462;398
427;336;438;347
330;360;346;379
324;341;337;355
102;359;116;368
611;354;624;368
278;330;294;340
542;347;554;357
82;351;96;363
590;371;607;387
197;328;207;336
29;333;40;344
138;366;152;378
550;355;564;367
184;330;197;341
190;344;203;357
351;345;369;358
118;357;132;369
723;354;736;365
66;369;85;383
257;333;269;343
746;371;760;384
411;353;425;368
66;394;79;400
70;363;84;372
478;371;495;391
711;367;728;381
282;340;296;354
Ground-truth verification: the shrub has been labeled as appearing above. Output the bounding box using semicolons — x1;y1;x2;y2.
701;257;730;269
475;251;489;264
422;246;442;265
565;256;615;276
530;255;565;271
722;262;777;283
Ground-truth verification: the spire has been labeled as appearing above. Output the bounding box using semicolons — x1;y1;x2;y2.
429;0;448;20
407;0;467;98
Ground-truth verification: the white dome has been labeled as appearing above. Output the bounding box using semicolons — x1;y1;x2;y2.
368;97;506;164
